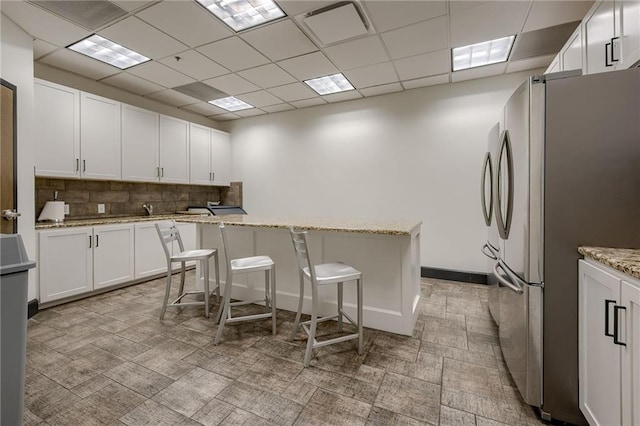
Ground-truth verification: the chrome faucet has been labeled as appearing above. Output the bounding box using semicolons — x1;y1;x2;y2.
143;204;153;215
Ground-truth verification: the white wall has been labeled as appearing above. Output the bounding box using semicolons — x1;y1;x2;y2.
1;13;36;298
230;70;541;273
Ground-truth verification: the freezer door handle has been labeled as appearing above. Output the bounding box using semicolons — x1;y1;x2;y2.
605;299;616;337
481;243;498;260
481;152;493;226
493;260;523;294
494;130;513;239
613;305;627;346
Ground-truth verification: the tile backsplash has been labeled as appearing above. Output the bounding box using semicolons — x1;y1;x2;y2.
36;178;243;220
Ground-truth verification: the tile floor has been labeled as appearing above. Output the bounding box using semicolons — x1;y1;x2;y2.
24;272;546;425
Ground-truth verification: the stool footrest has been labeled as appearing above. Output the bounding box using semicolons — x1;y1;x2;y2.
168;301;209;308
225;312;273;323
229;298;268;307
300;323;359;348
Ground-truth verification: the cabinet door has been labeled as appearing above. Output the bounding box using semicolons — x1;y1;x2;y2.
81;92;121;180
618;0;640;68
579;260;622;426
189;123;212;185
38;228;92;303
561;26;583;71
134;222;168;279
545;54;561;74
122;104;160;182
621;279;640;426
584;0;617;74
159;115;190;184
34;80;80;178
211;129;231;186
94;224;134;290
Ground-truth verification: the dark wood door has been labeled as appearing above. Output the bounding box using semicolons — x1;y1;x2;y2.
1;80;17;234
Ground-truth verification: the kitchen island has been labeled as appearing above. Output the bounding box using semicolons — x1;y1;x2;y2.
178;215;422;336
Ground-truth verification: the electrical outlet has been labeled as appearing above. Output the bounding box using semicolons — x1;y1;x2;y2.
64;204;69;215
97;204;105;214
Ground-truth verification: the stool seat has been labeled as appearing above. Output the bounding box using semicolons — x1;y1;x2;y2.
303;263;361;284
231;255;274;272
172;249;217;262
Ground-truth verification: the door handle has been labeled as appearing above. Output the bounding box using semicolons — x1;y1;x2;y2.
76;158;79;172
2;209;21;220
494;130;513;239
613;305;627;346
161;167;164;177
481;243;497;260
481;152;493;226
89;235;92;248
493;261;523;294
82;159;86;172
605;299;616;337
95;235;99;248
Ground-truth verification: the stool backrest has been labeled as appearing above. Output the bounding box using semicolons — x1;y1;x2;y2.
155;221;184;261
218;223;232;271
290;228;317;284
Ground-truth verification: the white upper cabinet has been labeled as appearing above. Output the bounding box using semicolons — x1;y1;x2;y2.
584;0;617;74
545;54;561;74
561;26;584;71
211;129;231;186
80;92;121;180
34;79;80;178
159;115;190;184
122;104;160;182
189;123;212;185
617;0;640;68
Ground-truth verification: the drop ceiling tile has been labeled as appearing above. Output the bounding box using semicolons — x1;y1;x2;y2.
277;52;338;81
381;16;448;60
360;82;403;97
394;49;451;81
343;61;398;88
182;102;228;116
1;1;90;46
39;49;120;80
277;0;330;16
197;37;270;72
450;2;531;47
290;98;327;108
268;83;317;102
160;50;229;81
147;89;201;107
324;36;389;70
323;90;363;103
449;1;492;13
402;74;450;90
101;72;165;95
235;90;283;108
364;0;447;33
128;62;196;88
136;1;232;47
237;64;296;89
506;54;555;73
523;1;593;32
235;109;266;118
451;62;507;82
99;17;188;59
34;39;58;60
111;1;155;12
241;20;317;61
203;74;260;95
262;103;295;113
212;113;240;121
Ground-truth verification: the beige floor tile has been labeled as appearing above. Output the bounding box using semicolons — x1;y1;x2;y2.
297;366;380;404
191;398;236;425
365;406;425;425
422;322;468;350
104;361;173;398
439;405;476;426
120;399;191;425
294;389;371;425
220;408;275;425
374;372;441;425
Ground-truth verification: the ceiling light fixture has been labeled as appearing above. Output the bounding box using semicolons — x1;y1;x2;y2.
208;96;254;111
195;0;286;32
304;73;355;95
67;34;150;69
452;35;516;71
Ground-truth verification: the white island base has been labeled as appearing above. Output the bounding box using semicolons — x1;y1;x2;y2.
190;217;421;336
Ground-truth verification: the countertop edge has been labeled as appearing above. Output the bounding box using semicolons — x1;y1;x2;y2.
579;246;640;281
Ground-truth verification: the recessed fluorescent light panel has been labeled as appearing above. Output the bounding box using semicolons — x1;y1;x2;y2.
208;96;254;111
195;0;286;31
452;35;515;71
304;73;355;95
68;34;150;69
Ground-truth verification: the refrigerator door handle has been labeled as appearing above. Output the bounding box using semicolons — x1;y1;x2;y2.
481;152;493;226
494;260;524;294
494;130;514;239
481;243;498;260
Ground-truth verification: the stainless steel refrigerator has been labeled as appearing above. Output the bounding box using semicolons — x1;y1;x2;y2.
489;66;640;425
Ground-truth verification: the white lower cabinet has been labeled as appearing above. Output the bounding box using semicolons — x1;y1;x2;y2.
93;224;134;290
134;222;168;280
579;259;640;425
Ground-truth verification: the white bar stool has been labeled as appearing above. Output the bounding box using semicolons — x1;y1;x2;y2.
289;228;363;367
155;221;220;319
214;223;277;345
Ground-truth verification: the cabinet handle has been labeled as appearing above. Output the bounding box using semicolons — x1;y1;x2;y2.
209;172;212;181
605;299;616;337
157;166;160;177
613;305;627;346
211;172;215;181
95;235;99;248
76;158;79;172
89;235;92;248
611;37;620;63
161;167;164;177
83;159;86;172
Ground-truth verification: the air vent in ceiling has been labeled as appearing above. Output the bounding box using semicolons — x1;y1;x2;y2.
29;0;128;31
510;21;581;61
296;1;373;47
173;82;229;102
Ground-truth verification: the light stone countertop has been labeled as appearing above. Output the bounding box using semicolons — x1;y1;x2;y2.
36;214;421;236
579;246;640;280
